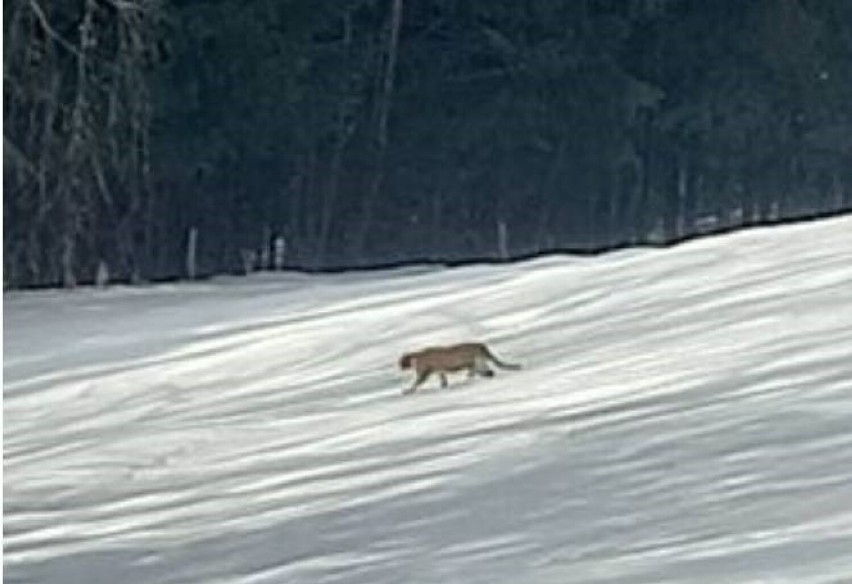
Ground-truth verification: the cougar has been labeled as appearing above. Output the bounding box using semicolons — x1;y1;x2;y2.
399;342;520;394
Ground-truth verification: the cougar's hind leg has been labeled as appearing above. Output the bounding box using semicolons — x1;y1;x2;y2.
474;356;495;377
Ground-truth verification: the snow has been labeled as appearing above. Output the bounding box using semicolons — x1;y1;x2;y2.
4;216;852;584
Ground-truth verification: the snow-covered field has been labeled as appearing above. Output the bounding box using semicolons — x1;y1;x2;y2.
4;216;852;584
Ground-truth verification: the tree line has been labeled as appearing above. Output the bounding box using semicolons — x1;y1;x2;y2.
5;0;852;288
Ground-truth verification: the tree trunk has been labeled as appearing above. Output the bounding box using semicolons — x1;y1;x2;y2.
430;187;443;260
352;0;403;263
186;227;198;280
676;153;688;239
497;219;509;260
316;11;357;268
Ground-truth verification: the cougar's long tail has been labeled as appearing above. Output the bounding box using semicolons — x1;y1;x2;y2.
484;346;521;370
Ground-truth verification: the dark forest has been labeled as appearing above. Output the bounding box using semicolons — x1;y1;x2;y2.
4;0;852;288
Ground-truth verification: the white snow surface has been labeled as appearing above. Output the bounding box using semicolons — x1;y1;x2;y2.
5;216;852;584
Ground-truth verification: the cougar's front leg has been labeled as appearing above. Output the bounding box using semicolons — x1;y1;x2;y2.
403;369;432;395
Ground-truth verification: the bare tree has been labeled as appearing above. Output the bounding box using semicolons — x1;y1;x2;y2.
315;8;361;268
352;0;403;262
3;0;161;287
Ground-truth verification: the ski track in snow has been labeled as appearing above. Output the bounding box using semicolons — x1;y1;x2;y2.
4;217;852;583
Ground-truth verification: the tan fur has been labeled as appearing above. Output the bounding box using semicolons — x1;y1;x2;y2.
399;342;520;395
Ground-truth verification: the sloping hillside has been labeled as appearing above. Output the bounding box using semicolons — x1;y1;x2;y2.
5;216;852;583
